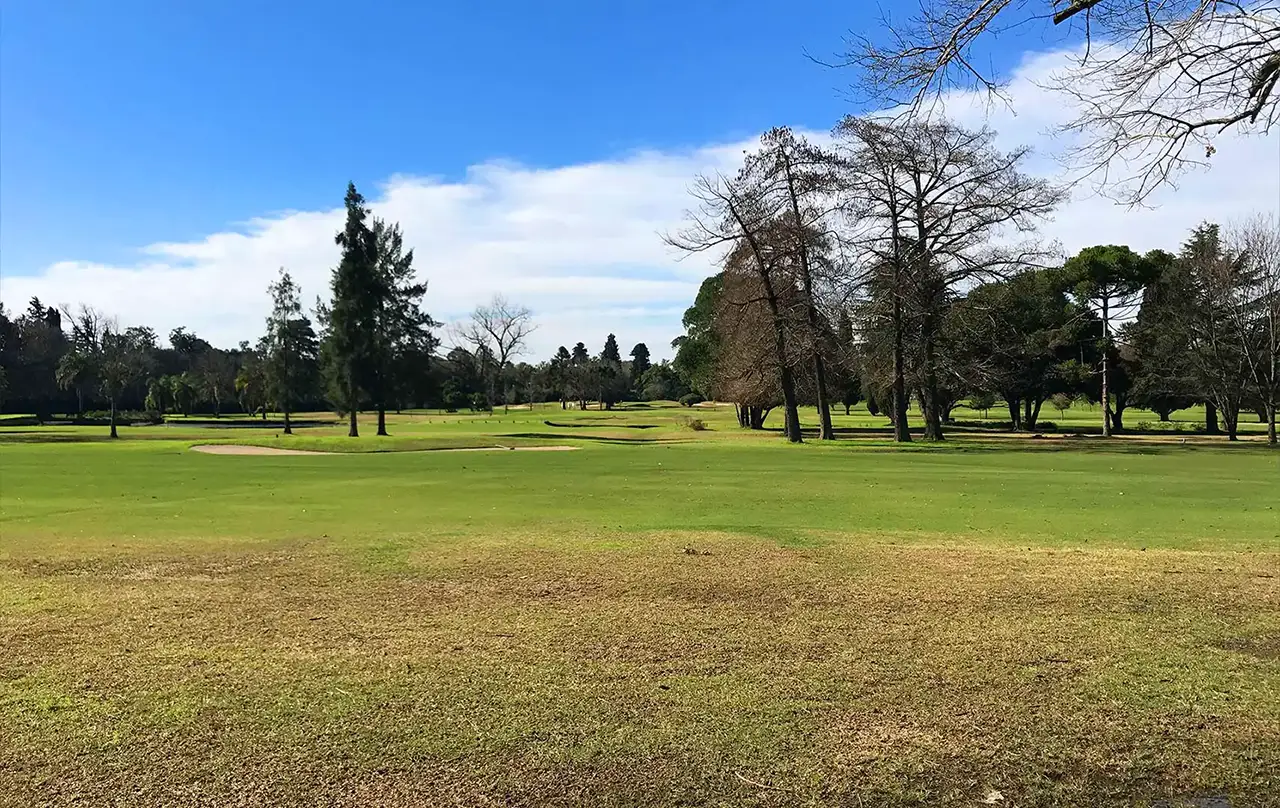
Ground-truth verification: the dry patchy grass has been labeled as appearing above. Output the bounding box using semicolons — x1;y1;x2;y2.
2;534;1278;806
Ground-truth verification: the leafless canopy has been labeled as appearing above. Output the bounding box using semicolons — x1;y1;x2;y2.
453;294;536;405
840;0;1280;203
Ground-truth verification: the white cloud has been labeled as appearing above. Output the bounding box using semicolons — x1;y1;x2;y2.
2;47;1276;361
0;145;752;360
933;47;1280;252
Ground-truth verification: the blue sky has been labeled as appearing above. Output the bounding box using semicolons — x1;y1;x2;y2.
3;2;1272;357
0;0;1053;276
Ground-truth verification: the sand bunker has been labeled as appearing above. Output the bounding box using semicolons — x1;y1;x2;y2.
191;444;579;456
437;445;580;452
191;445;330;456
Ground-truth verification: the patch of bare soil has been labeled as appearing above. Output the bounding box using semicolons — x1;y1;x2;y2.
190;444;580;456
500;445;579;451
191;445;330;456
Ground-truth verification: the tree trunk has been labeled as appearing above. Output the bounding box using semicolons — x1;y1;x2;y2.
844;404;851;416
1205;402;1220;434
891;297;911;443
921;323;944;441
1157;408;1171;422
284;405;292;436
1101;297;1111;438
781;149;833;441
109;398;118;439
1112;406;1126;434
814;358;834;440
780;371;802;443
377;406;388;436
1007;398;1022;431
346;370;359;438
1024;398;1043;430
1267;401;1276;446
1224;403;1240;441
751;406;769;430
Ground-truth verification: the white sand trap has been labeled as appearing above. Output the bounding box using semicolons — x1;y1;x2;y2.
411;445;581;453
191;444;331;456
191;444;580;456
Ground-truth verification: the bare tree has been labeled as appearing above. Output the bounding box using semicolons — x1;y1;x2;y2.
839;0;1280;204
834;116;1064;440
454;295;536;413
713;245;806;431
1227;213;1280;444
666;168;807;443
752;127;843;440
1175;224;1254;440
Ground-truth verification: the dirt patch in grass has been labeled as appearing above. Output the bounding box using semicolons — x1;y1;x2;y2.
191;444;330;456
189;444;580;456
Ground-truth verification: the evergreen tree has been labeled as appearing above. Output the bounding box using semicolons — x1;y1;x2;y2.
318;183;377;437
672;275;722;398
551;346;572;408
570;342;590;408
601;334;621;363
628;342;651;396
1063;245;1160;436
368;219;436;434
263;268;319;434
1130;250;1198;421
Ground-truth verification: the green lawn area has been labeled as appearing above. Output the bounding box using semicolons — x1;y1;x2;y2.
1;406;1278;806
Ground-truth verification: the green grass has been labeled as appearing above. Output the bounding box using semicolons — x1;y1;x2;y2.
1;406;1278;806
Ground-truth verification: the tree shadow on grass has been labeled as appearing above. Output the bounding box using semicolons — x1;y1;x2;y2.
0;432;114;445
501;432;662;444
542;421;660;430
750;425;1270;456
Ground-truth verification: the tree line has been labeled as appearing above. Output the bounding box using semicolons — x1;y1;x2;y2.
0;182;694;434
437;328;691;414
0;182;441;437
666;121;1280;445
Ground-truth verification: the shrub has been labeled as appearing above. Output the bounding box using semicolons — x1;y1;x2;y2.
78;410;162;426
1035;420;1058;432
967;392;996;417
1050;392;1075;417
678;393;705;407
676;415;707;431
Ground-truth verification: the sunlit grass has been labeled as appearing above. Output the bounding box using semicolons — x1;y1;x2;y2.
0;407;1277;806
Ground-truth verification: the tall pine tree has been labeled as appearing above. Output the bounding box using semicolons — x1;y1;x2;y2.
601;334;621;363
263;268;318;435
319;183;377;437
629;342;651;396
368;218;434;435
